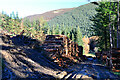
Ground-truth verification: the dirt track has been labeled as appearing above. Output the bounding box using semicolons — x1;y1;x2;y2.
1;33;120;79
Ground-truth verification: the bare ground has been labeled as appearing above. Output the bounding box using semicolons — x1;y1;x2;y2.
0;33;120;80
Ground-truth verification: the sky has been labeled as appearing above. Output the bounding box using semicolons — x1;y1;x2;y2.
0;0;98;18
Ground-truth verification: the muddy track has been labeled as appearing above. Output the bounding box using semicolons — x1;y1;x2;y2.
1;33;120;79
2;46;66;79
62;60;120;79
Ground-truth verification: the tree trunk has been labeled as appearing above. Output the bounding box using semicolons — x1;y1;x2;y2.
105;28;107;51
117;0;120;48
112;23;115;48
112;2;116;48
109;1;113;69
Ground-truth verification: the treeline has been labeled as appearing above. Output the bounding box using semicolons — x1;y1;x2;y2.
23;17;84;46
91;1;120;51
0;11;21;35
0;12;83;46
48;3;98;37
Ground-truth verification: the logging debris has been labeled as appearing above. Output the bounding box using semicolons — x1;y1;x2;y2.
42;35;83;68
95;48;120;72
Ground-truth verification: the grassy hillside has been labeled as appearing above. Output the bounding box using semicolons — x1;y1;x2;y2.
24;8;74;22
48;3;98;37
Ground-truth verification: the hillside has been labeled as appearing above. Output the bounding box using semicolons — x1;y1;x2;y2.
1;30;120;79
1;1;120;79
24;8;75;22
23;2;98;37
48;3;98;37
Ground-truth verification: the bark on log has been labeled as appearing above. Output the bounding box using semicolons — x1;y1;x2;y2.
43;35;83;67
44;40;63;43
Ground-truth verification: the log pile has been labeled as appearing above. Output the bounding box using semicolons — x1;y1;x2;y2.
95;51;108;62
111;48;120;72
95;52;101;59
102;52;107;64
42;35;83;68
96;49;120;72
95;49;120;72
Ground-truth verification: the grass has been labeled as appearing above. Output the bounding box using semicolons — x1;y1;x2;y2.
83;52;96;57
113;72;120;76
111;71;120;76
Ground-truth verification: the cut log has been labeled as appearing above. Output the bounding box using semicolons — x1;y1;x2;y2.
43;35;83;68
102;55;107;60
43;45;62;48
43;43;63;46
44;40;63;43
112;69;120;72
95;52;101;59
43;48;58;52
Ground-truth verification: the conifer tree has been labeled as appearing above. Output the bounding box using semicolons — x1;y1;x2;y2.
72;33;75;42
64;27;67;36
91;2;118;50
52;25;55;35
47;26;50;35
77;26;83;46
59;27;62;35
55;24;59;34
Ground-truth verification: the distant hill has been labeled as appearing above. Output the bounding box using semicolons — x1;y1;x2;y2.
24;8;75;22
23;2;98;37
48;3;98;37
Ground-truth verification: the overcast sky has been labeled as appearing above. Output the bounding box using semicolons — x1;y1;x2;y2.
0;0;97;18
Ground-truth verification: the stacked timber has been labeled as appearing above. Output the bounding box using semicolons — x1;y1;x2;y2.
42;35;83;68
101;49;120;72
102;51;107;64
111;48;120;72
95;52;101;59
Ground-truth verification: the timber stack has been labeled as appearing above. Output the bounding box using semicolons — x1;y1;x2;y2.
42;35;83;68
111;48;120;72
104;48;120;72
96;48;120;72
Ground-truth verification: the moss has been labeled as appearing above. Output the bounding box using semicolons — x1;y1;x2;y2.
113;72;120;76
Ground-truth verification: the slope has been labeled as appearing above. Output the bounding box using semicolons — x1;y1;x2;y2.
1;29;120;79
48;3;98;37
24;8;75;22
